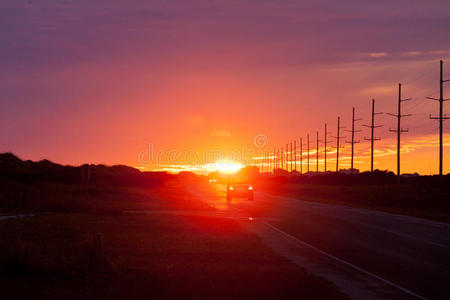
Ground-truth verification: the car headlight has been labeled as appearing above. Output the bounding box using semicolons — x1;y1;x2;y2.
248;186;253;190
229;186;234;191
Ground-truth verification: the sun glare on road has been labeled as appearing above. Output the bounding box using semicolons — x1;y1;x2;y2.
207;160;243;174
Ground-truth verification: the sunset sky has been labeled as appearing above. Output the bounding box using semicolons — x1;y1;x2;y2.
1;0;450;174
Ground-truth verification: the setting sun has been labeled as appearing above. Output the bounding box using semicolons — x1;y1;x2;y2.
206;160;243;174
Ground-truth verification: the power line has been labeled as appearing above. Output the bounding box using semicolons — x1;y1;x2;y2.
402;97;429;113
403;65;436;85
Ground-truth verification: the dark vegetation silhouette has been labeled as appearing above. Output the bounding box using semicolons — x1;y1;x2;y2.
0;152;179;213
258;169;450;185
255;171;450;222
0;152;170;187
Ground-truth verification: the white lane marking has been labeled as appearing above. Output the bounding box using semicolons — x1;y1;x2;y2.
0;213;37;220
262;220;427;300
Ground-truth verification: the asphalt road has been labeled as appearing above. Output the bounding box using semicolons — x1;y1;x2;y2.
192;183;450;300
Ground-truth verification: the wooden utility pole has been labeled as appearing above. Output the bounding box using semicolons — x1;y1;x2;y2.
294;140;297;171
388;83;411;179
324;123;329;172
277;149;280;170
279;149;282;170
300;138;304;174
332;116;346;172
345;107;362;170
290;142;293;172
269;153;271;173
316;131;320;172
275;149;278;170
363;99;383;172
264;153;267;173
286;144;289;171
278;147;283;170
307;134;310;173
273;149;276;173
278;149;281;170
427;60;450;176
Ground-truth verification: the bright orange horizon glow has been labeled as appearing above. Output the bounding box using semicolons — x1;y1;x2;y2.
206;160;243;174
145;132;450;175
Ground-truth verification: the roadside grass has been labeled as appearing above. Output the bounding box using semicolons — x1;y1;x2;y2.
0;213;347;299
262;182;450;223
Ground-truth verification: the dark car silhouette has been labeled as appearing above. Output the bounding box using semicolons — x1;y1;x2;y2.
226;183;254;202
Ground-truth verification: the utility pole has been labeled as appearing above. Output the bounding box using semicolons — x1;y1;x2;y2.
307;134;310;173
286;143;289;171
290;142;293;172
363;99;383;172
300;138;304;174
268;152;271;173
294;140;297;171
277;148;280;170
332;116;346;172
264;153;267;173
278;149;281;170
275;149;278;171
273;149;276;173
279;149;282;170
281;148;284;170
316;131;320;172
427;60;450;176
272;150;274;172
388;83;411;179
345;107;362;170
278;149;280;170
260;155;263;173
324;123;329;172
